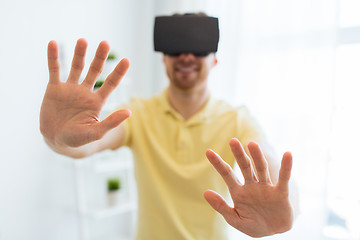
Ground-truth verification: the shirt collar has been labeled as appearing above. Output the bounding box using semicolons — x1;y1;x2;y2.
158;88;215;126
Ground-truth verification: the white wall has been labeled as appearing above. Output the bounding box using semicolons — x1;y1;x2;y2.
0;1;231;238
0;0;156;239
0;1;343;239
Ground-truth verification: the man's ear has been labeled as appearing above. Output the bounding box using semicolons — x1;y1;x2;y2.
212;54;218;67
162;54;166;64
214;58;218;67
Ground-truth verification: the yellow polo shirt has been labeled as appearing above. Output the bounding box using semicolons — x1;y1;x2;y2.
121;89;266;240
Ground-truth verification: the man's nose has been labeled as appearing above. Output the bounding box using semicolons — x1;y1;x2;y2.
178;53;196;62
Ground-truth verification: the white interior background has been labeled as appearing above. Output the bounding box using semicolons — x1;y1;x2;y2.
1;0;359;239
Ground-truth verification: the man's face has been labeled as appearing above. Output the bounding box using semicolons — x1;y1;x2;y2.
163;53;218;92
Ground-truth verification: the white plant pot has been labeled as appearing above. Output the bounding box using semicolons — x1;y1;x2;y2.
107;191;119;206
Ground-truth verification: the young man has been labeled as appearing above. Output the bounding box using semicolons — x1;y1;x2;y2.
40;14;294;240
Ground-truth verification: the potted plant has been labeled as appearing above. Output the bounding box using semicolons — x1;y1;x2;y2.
107;177;122;206
107;52;117;61
103;51;117;77
93;79;105;90
94;52;117;91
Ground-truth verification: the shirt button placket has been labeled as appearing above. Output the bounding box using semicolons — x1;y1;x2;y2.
177;124;188;161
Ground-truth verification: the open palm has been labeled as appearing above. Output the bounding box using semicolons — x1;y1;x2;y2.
40;39;130;148
204;138;293;238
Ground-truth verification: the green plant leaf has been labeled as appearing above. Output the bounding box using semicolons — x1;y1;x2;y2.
107;177;121;191
94;80;105;89
107;52;117;60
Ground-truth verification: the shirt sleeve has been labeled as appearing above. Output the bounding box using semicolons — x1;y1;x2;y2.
236;106;267;147
115;98;139;148
121;112;131;147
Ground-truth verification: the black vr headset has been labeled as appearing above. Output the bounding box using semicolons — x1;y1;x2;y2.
154;15;219;56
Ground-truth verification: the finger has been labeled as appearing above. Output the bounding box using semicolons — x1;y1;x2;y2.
93;109;131;140
204;190;234;218
86;109;130;143
206;149;241;191
277;152;292;192
229;138;257;183
248;141;271;183
96;58;130;99
81;41;110;88
67;38;87;83
47;40;60;84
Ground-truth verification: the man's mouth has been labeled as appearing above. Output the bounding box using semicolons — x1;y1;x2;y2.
176;66;198;73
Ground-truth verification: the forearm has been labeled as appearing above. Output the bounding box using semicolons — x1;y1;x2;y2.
43;124;126;158
44;138;101;158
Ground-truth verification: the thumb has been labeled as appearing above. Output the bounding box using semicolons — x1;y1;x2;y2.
204;190;242;231
97;109;131;134
204;190;233;217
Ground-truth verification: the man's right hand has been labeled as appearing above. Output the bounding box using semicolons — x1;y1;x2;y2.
40;39;130;149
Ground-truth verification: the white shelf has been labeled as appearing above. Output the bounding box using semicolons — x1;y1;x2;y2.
82;202;137;219
93;159;133;173
75;156;133;173
74;146;136;240
92;236;133;240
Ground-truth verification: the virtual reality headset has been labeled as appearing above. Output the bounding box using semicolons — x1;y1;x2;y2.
154;15;219;55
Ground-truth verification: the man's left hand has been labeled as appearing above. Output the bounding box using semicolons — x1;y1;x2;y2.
204;138;293;238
